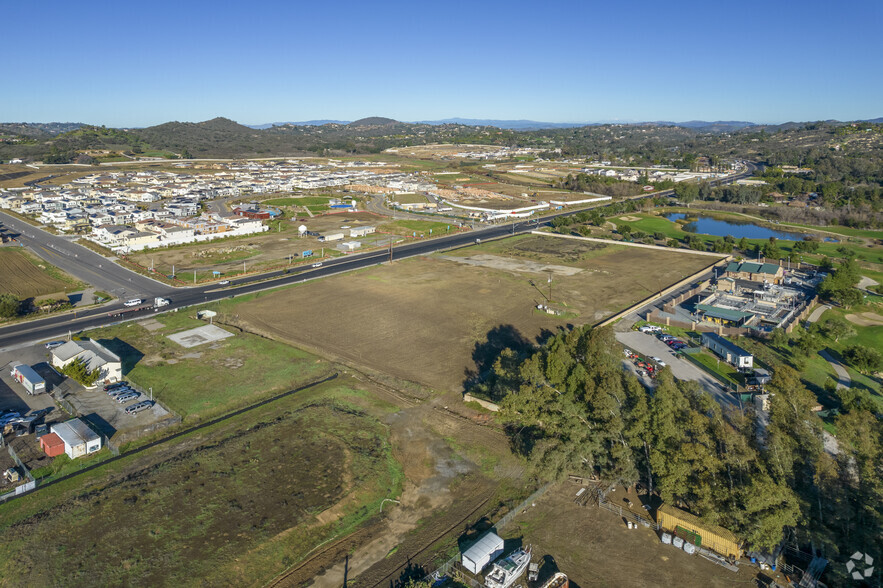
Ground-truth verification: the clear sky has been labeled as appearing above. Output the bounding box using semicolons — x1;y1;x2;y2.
5;0;881;126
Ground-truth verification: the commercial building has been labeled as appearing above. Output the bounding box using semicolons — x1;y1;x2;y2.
724;261;784;284
51;340;122;383
50;419;102;459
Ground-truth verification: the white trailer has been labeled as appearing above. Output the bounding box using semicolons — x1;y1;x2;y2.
10;364;45;395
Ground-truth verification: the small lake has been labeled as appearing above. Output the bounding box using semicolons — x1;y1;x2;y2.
664;213;821;241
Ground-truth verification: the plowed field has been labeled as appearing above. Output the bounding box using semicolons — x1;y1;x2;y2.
0;248;74;298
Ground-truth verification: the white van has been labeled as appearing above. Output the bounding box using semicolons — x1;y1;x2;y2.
123;298;143;307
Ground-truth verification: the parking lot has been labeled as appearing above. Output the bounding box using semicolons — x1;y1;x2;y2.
0;342;177;452
616;330;736;407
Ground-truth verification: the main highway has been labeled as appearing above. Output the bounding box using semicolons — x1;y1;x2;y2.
0;163;756;350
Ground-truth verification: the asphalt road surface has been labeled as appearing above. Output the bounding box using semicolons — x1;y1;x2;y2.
0;164;756;350
0;211;166;299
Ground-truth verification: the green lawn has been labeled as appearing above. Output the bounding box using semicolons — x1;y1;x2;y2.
86;311;333;422
264;196;332;206
685;350;742;385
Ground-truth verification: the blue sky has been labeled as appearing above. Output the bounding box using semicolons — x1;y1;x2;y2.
4;0;881;126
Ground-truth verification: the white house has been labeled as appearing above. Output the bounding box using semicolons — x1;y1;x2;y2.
50;418;102;459
51;339;122;383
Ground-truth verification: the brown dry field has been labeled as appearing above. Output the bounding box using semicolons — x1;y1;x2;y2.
235;236;718;392
0;248;75;298
127;211;389;276
508;484;770;588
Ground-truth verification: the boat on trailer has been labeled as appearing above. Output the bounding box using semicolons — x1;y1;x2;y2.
484;547;532;588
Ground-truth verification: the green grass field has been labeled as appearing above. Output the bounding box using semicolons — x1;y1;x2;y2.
264;196;332;206
86;311;333;422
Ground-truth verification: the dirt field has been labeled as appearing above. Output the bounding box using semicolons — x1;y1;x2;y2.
0;248;78;298
233;235;716;392
127;211;390;278
507;484;763;587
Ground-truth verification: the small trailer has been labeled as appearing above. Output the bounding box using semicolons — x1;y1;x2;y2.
10;364;45;395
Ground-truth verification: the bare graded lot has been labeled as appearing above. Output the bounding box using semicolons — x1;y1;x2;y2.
233;235;717;392
508;484;761;587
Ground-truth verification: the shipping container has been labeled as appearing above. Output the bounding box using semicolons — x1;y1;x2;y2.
657;504;741;559
10;364;45;394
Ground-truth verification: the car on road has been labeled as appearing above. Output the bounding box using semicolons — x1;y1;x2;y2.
123;298;142;307
218;280;230;285
311;263;323;268
44;340;65;350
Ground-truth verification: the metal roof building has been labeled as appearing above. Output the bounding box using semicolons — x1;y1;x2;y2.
50;418;102;459
462;531;505;574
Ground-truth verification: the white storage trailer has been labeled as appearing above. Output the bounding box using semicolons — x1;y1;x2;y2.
10;364;45;394
461;531;505;574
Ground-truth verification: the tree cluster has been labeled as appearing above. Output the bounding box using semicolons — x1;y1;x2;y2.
474;325;882;557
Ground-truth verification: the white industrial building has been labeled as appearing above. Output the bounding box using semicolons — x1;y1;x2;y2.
50;418;102;459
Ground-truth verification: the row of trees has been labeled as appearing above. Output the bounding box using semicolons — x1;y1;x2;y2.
469;325;882;558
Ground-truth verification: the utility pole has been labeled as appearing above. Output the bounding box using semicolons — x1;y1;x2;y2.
194;271;196;284
548;272;553;302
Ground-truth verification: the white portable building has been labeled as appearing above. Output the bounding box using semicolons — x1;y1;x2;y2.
461;531;504;574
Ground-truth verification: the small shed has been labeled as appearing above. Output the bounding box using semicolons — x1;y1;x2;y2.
657;504;741;559
50;419;102;459
39;432;66;457
10;364;45;394
461;531;504;574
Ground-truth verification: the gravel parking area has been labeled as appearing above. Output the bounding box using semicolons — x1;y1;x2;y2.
616;331;736;406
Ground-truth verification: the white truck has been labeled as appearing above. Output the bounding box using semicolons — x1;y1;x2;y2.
154;297;170;308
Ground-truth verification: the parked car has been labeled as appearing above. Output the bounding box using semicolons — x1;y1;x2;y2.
623;349;632;357
108;387;135;398
651;357;667;367
45;340;65;350
104;382;128;392
116;392;140;403
657;333;675;341
639;325;662;333
125;401;154;415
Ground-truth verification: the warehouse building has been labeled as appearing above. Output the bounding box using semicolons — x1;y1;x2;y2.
657;504;741;559
50;418;102;459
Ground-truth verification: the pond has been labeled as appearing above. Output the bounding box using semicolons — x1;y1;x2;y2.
664;213;826;241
